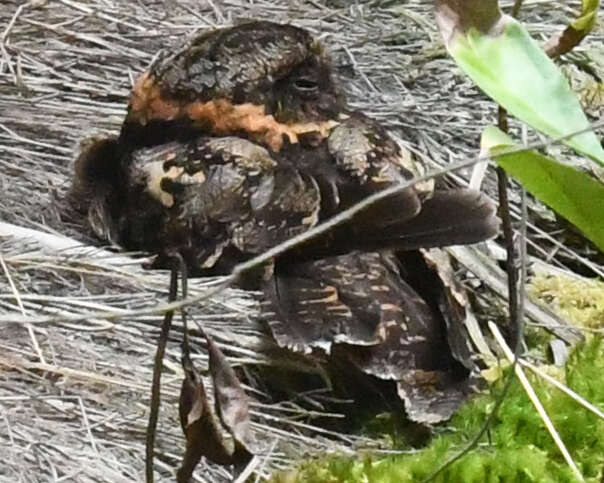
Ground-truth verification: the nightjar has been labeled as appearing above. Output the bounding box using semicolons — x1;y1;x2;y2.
70;21;499;422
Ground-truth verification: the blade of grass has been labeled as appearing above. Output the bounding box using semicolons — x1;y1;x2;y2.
489;322;585;483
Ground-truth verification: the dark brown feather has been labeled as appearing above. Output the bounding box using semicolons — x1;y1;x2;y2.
71;21;498;269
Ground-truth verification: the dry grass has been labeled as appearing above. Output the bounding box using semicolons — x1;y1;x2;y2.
0;1;602;481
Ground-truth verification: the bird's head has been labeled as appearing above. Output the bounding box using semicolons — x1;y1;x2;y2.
125;21;344;151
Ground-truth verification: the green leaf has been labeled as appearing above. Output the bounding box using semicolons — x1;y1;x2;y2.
573;0;599;32
436;0;604;166
482;125;604;252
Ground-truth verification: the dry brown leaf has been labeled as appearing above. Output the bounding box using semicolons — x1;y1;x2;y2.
207;335;256;461
436;0;504;42
177;350;236;482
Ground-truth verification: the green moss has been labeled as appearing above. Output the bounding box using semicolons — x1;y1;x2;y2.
271;337;604;483
529;274;604;329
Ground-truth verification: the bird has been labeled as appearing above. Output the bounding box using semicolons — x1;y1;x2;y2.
69;21;499;422
70;22;497;267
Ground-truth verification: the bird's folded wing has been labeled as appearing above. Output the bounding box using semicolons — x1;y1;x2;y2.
281;188;499;262
349;188;500;250
283;111;500;260
126;136;322;271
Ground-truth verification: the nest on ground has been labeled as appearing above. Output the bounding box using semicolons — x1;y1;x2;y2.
0;1;602;481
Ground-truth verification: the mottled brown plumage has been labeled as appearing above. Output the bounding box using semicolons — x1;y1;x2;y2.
70;21;499;422
72;21;498;263
264;248;480;422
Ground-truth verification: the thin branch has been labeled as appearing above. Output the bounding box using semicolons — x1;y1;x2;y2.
511;0;524;18
498;165;520;346
0;253;45;364
146;263;179;483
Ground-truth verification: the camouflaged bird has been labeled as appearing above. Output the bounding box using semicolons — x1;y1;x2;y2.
70;21;499;422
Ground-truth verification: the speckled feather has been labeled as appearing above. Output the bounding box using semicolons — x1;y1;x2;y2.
151;22;316;104
264;250;475;422
114;136;320;274
121;22;342;151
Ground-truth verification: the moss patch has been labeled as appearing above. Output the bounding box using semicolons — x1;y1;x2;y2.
529;274;604;329
271;337;604;483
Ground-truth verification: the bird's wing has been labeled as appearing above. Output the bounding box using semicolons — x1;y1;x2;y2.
330;188;501;254
281;113;499;261
262;250;474;423
359;188;500;250
326;113;430;227
263;251;416;353
264;251;448;358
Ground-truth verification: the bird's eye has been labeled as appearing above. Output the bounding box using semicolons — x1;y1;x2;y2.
293;78;319;92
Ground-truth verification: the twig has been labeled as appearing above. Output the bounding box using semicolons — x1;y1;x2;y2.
77;397;99;455
497;166;520;346
511;0;524;18
489;322;585;483
0;253;45;364
234;455;261;483
146;263;179;483
1;2;27;42
496;105;521;348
